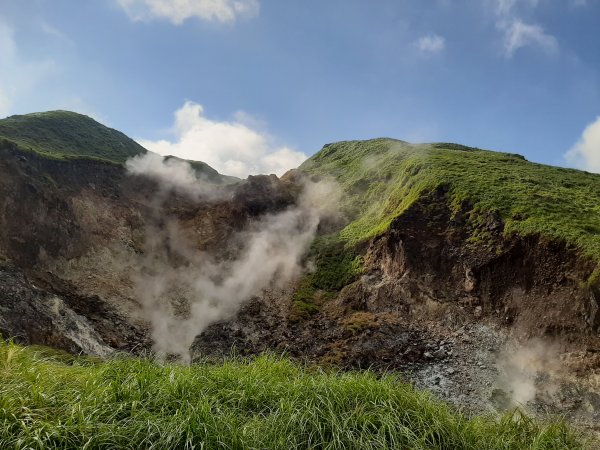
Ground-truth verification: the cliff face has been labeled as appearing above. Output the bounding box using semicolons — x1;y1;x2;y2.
192;186;600;367
1;138;599;353
1;130;600;425
191;185;600;423
0;143;296;354
0;145;134;352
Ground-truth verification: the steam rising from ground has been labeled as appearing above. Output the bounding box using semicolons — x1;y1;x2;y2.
126;153;338;362
126;152;229;201
495;338;562;407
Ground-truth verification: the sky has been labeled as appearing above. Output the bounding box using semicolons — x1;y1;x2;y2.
0;0;599;177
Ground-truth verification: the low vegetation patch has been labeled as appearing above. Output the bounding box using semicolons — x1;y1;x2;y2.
300;138;600;279
0;340;585;449
0;111;146;163
291;235;362;317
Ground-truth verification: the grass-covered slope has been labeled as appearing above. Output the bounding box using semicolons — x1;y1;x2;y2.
0;341;583;449
292;138;600;312
0;110;238;183
0;111;147;163
301;138;600;265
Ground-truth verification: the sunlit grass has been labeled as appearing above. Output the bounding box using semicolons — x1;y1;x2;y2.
299;139;600;290
0;340;585;449
0;111;145;163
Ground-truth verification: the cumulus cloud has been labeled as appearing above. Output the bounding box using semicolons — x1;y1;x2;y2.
116;0;260;24
502;19;558;57
565;116;600;173
415;33;445;54
138;101;308;178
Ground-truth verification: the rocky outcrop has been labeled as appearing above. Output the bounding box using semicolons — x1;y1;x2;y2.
2;140;600;428
360;187;599;338
0;143;299;355
189;186;600;428
0;260;116;356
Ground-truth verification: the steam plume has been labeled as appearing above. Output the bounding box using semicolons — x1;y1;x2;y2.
495;338;562;407
126;152;230;201
126;153;338;362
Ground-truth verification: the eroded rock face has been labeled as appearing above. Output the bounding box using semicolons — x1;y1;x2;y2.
190;187;600;429
2;142;600;430
0;261;114;356
361;188;599;338
3;142;598;361
191;188;599;364
0;145;299;355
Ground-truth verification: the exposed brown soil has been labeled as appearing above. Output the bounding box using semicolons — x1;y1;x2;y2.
1;143;599;433
193;187;600;430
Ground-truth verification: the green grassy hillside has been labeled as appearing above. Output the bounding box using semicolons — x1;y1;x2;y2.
297;139;600;295
0;340;583;449
301;139;600;255
0;111;147;163
0;110;238;183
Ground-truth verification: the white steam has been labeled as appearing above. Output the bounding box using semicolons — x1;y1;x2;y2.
126;152;228;200
126;153;338;362
495;338;562;407
565;116;600;173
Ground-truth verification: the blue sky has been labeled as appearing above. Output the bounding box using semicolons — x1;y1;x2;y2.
0;0;599;176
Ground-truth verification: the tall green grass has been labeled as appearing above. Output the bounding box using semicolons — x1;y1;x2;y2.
0;341;585;449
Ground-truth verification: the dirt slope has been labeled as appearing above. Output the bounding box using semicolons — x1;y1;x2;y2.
1;135;600;432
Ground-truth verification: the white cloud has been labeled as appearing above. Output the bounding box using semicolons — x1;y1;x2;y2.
138;101;307;178
415;34;445;54
489;0;539;16
116;0;260;24
502;19;558;57
493;0;518;16
40;22;67;40
487;0;558;58
565;117;600;173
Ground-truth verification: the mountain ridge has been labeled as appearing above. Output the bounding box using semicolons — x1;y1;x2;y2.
0;111;599;439
0;110;238;184
0;110;147;163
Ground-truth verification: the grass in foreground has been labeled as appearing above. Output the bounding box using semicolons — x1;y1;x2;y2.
0;341;584;449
